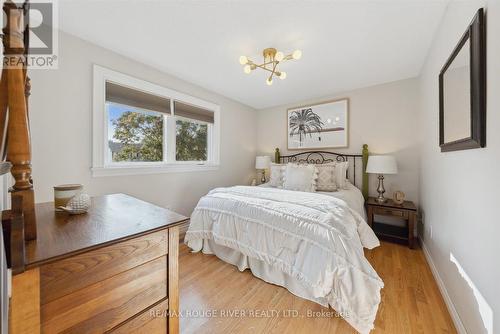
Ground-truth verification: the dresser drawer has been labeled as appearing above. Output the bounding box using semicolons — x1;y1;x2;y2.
373;206;409;219
40;230;168;305
41;255;167;334
109;299;169;333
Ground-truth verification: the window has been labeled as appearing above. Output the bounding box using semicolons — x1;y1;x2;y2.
106;81;169;163
92;65;220;176
175;119;208;161
107;103;164;163
174;101;214;162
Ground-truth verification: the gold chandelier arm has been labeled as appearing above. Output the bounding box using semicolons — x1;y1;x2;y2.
249;59;278;67
253;63;275;73
268;61;279;80
261;60;278;67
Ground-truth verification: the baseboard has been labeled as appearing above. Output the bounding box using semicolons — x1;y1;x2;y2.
420;240;467;334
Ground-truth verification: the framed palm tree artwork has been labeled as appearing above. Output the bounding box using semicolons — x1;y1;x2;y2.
287;98;349;149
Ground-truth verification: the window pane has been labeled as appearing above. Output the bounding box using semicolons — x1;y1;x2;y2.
107;102;163;162
175;118;208;161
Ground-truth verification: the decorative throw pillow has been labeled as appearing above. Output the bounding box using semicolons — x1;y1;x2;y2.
269;163;285;188
334;161;349;189
283;163;318;192
315;164;337;192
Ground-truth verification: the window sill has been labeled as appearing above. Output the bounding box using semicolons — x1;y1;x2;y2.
91;163;219;177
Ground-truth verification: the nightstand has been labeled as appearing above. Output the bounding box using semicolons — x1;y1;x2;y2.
366;197;417;249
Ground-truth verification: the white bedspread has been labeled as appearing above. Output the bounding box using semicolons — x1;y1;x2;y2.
185;186;383;333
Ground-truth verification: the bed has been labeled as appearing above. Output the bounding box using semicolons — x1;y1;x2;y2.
185;145;383;334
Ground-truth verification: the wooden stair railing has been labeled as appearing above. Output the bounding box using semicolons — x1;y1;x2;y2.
1;2;38;332
1;0;36;241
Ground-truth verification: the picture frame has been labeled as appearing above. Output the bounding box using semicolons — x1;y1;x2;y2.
438;8;486;152
287;98;349;150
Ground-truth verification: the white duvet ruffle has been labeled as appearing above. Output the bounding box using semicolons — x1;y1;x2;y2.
185;186;383;333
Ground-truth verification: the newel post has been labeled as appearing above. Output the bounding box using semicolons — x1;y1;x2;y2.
2;1;36;240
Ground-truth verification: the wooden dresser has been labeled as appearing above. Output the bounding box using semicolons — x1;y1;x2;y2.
9;193;188;334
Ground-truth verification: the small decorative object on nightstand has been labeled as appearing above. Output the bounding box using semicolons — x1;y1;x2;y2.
366;155;398;203
366;197;417;249
255;156;271;184
393;190;406;205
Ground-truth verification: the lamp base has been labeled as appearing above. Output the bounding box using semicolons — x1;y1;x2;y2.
376;174;387;203
259;169;266;184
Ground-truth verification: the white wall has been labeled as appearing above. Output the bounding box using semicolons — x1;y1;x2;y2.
418;1;499;333
28;31;257;216
257;78;420;202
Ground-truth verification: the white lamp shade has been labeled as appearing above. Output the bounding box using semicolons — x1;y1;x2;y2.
366;155;398;174
255;156;271;169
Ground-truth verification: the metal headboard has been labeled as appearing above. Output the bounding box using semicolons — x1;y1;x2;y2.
275;144;369;199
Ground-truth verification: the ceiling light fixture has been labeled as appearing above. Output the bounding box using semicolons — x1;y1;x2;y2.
239;47;302;85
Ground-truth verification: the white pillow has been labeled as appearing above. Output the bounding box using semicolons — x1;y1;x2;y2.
334;161;349;189
315;164;337;192
283;163;318;192
269;163;285;188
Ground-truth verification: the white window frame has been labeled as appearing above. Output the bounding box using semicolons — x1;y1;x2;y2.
92;65;220;177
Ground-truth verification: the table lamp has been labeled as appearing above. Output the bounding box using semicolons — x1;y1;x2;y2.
255;156;271;184
366;155;398;203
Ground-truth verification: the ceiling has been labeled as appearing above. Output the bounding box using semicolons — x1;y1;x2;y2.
58;0;450;109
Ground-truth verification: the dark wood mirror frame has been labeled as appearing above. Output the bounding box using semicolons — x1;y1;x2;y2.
439;8;486;152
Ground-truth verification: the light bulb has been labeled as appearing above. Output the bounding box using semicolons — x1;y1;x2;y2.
239;56;248;65
243;65;252;74
266;78;273;86
275;51;284;62
279;71;287;80
292;49;302;60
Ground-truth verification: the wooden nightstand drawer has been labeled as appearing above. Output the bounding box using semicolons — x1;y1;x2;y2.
372;206;409;219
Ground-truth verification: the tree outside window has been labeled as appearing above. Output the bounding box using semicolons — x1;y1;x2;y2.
175;119;208;161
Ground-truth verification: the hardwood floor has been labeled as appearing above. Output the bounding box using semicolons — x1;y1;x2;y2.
179;242;456;333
